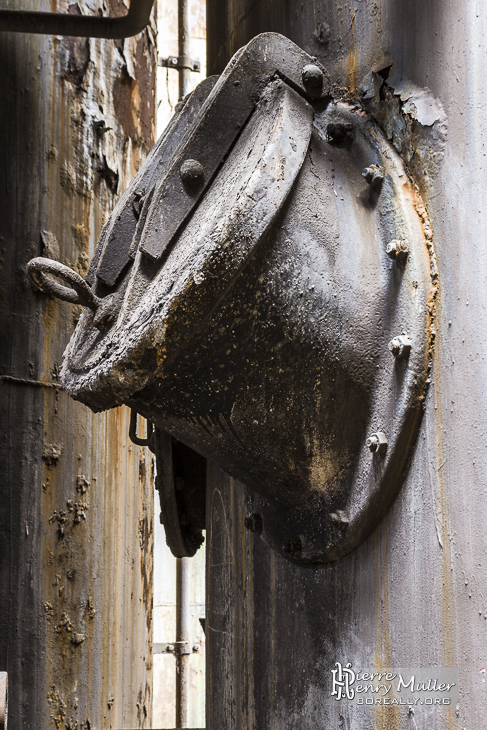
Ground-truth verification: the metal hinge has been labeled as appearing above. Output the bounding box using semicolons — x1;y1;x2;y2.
158;55;201;72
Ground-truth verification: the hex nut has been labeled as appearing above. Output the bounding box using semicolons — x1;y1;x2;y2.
301;63;323;91
386;239;409;263
180;158;205;187
362;164;384;190
367;432;388;455
388;334;412;359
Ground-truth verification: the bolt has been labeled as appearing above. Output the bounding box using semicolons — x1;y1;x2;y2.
362;164;384;190
330;510;349;531
367;432;388;455
132;188;146;219
283;539;302;557
192;644;200;653
388;334;412;359
166;644;174;653
386;238;409;263
244;513;263;534
301;64;323;92
326;122;354;146
180;159;204;188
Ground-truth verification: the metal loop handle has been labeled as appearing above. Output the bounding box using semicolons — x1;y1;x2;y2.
27;257;100;311
129;409;154;450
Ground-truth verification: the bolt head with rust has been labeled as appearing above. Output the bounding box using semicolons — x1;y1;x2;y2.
388;334;412;359
386;238;409;263
180;158;205;188
367;432;388;455
362;164;384;190
301;63;323;91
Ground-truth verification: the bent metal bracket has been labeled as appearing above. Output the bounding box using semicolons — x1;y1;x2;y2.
27;33;436;566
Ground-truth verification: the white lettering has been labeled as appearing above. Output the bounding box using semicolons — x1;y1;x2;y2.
397;674;414;691
331;662;355;700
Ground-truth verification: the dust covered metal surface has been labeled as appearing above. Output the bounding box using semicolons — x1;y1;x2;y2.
51;33;435;564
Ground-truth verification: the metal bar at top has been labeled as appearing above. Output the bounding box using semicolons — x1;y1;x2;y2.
0;0;155;37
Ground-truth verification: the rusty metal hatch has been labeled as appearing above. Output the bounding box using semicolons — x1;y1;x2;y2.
27;32;436;566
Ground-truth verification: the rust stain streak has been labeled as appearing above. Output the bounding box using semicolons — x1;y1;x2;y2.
348;0;357;89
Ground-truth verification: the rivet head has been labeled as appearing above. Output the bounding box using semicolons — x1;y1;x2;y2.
386;239;409;263
244;513;263;534
301;63;323;91
388;334;412;359
362;164;384;189
180;158;204;188
330;510;349;531
367;432;388;455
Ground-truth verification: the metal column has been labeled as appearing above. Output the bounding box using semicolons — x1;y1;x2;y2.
176;557;191;727
178;0;193;99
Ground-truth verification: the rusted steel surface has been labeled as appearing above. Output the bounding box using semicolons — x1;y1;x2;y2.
203;1;487;729
0;1;156;728
50;31;434;572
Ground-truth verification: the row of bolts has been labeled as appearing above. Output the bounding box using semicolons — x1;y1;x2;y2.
179;63;412;539
241;78;414;532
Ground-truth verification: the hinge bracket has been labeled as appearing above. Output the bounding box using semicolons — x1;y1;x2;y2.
159;55;201;72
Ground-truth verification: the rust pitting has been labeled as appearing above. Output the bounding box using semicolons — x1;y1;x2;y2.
36;2;156;723
62;5;91;90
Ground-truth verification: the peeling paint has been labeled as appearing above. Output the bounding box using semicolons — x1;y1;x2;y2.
360;68;448;179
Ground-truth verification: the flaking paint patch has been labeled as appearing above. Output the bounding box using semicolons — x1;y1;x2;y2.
361;71;447;180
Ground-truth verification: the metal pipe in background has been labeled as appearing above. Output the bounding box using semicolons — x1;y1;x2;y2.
0;0;155;37
178;0;193;99
176;557;191;728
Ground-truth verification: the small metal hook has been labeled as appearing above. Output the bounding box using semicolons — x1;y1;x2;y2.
27;257;100;311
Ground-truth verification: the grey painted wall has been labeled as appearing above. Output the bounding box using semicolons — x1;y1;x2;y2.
206;1;487;728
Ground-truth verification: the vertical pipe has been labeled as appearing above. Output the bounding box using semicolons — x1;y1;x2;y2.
178;0;192;99
176;557;191;727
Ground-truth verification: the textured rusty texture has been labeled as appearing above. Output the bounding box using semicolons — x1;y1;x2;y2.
204;1;487;729
54;32;435;572
0;1;156;728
